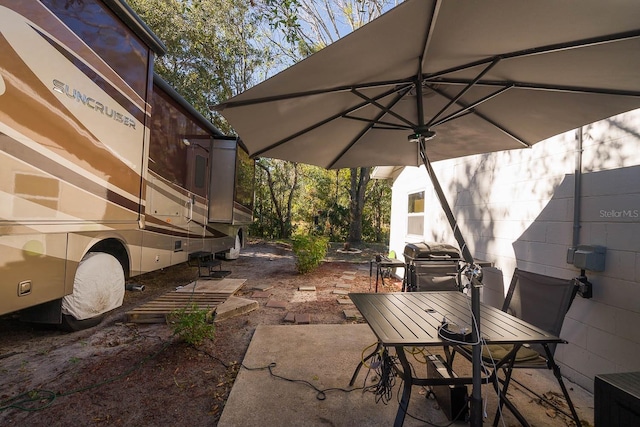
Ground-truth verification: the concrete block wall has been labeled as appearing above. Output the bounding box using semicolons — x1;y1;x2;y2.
388;109;640;392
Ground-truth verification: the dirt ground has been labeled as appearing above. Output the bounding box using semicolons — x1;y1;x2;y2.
0;239;398;426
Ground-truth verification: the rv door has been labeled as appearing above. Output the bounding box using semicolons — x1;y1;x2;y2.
186;140;210;248
208;138;236;223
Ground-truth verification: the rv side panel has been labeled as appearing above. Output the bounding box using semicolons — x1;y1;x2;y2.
0;0;156;316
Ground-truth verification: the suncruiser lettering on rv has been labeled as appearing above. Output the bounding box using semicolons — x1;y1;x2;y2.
52;79;136;129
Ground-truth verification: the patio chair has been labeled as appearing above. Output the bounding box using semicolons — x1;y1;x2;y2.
455;268;581;426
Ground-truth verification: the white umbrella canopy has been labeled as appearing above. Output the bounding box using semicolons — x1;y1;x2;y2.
214;0;640;170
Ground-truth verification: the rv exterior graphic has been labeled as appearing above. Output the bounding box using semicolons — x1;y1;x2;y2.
0;0;253;329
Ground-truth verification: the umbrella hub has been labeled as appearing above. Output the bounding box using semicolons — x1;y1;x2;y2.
408;126;436;143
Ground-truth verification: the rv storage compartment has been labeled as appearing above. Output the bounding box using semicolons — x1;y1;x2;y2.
404;242;461;292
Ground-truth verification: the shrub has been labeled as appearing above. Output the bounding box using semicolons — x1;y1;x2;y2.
167;303;215;346
292;235;329;274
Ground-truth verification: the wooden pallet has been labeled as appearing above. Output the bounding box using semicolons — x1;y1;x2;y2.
125;291;228;324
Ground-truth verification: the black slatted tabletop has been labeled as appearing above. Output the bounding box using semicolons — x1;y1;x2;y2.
349;291;564;347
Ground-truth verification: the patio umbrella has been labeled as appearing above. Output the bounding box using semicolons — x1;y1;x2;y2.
213;1;640;425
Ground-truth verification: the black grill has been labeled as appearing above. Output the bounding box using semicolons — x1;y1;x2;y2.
403;242;461;292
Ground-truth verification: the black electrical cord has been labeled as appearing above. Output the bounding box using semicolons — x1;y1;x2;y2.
197;347;234;369
361;349;397;405
241;362;364;401
392;347;471;427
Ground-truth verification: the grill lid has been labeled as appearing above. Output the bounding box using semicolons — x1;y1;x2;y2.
404;242;461;260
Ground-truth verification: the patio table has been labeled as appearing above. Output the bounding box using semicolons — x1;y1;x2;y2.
348;291;568;427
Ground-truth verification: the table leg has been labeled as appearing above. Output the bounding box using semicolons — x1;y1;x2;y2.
393;346;413;427
543;345;582;427
349;342;383;386
493;384;530;427
491;345;530;427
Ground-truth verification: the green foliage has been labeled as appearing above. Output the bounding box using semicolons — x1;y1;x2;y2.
252;161;391;243
362;179;392;242
127;0;265;131
167;303;216;346
293;166;350;239
292;235;329;274
252;158;299;239
263;0;301;44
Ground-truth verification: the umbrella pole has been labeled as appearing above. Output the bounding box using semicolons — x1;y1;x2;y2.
418;141;483;427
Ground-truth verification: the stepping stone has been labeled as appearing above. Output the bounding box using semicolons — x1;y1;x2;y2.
251;291;271;298
214;297;259;322
298;286;316;292
340;275;355;281
283;312;296;323
333;290;349;295
290;291;317;303
252;284;274;291
295;313;311;324
343;309;362;320
342;271;357;276
266;300;287;309
337;298;354;305
176;278;246;295
336;283;351;289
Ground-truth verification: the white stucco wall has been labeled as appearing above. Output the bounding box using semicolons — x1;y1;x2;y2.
387;109;640;392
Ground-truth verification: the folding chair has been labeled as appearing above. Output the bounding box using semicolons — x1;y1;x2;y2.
454;268;581;426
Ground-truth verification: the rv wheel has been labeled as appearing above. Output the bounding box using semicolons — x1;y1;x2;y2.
61;252;125;331
225;233;241;260
61;313;105;332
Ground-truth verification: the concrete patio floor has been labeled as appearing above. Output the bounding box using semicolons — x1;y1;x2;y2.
218;324;594;426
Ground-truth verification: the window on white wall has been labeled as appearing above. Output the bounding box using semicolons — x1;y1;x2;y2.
407;191;424;236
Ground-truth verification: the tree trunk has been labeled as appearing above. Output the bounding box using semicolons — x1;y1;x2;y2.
348;167;370;243
257;160;299;239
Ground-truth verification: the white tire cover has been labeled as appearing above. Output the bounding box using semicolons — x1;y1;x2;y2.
226;234;241;260
62;253;125;320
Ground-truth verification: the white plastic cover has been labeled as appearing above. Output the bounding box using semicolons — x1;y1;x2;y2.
225;234;241;260
62;253;125;320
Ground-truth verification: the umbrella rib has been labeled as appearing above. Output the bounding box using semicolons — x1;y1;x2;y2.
327;89;409;169
418;0;443;76
426;58;501;128
342;115;412;130
212;78;415;111
373;124;413;130
251;85;407;158
350;88;416;128
421;29;640;83
429;85;514;127
428;78;640;98
428;85;530;148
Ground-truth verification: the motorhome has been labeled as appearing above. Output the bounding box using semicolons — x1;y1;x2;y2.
0;0;253;329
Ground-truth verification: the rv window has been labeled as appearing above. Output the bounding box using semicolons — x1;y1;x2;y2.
42;0;149;98
195;155;206;189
